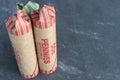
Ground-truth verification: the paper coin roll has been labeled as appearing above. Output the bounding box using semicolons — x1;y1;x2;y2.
31;5;57;74
5;10;39;78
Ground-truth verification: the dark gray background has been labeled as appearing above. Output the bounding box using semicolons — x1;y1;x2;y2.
0;0;120;80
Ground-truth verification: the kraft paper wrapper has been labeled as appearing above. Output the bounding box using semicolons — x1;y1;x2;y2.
31;5;57;74
5;10;39;78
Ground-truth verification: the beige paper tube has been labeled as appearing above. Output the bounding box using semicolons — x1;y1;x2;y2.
5;10;39;78
31;5;57;74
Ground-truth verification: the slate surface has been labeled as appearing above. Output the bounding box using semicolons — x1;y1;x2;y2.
1;0;120;80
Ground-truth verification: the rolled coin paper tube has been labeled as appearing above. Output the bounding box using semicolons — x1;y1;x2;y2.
31;5;57;74
5;10;39;78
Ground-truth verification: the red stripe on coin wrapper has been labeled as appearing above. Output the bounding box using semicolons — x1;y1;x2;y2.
31;5;56;29
17;17;24;35
41;9;47;29
31;10;39;28
44;5;55;13
5;10;31;36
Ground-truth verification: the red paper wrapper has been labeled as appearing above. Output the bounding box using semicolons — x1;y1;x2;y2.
5;10;39;78
31;5;57;74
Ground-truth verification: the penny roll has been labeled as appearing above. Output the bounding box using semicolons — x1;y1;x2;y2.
5;10;39;78
31;5;57;74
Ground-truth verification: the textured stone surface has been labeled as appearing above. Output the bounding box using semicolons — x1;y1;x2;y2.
1;0;120;80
